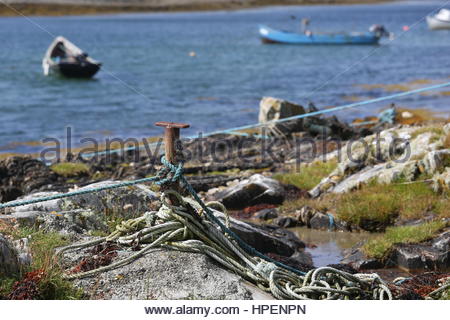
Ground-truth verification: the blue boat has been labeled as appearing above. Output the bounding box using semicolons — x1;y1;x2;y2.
259;24;390;45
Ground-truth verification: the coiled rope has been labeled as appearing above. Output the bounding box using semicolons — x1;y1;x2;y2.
58;188;392;300
51;156;392;300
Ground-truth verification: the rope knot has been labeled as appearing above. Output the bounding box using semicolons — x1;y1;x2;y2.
156;156;184;186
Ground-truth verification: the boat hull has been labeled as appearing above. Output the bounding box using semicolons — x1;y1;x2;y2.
57;62;101;78
42;36;101;79
259;25;380;45
427;15;450;30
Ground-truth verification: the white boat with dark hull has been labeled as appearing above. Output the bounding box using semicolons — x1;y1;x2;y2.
43;36;101;78
427;9;450;30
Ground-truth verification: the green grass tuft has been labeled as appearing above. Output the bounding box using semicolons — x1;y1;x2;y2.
51;162;90;178
362;220;447;259
0;228;84;299
410;126;444;140
273;160;338;191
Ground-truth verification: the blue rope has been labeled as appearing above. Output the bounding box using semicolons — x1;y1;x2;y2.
327;213;336;231
200;81;450;137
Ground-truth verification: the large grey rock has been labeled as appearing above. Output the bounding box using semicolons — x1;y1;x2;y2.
432;167;450;192
0;211;41;227
387;243;449;271
6;180;158;220
432;231;450;252
444;123;450;136
254;208;279;221
214;174;285;210
421;150;450;175
0;209;108;235
12;237;32;267
340;248;383;270
0;233;20;277
331;164;385;194
38;209;109;235
258;97;305;136
308;126;446;196
72;249;273;300
309;212;332;230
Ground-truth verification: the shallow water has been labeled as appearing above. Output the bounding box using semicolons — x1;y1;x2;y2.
1;1;449;153
291;227;377;266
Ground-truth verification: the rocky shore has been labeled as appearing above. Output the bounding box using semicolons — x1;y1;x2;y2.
0;0;390;16
0;97;449;300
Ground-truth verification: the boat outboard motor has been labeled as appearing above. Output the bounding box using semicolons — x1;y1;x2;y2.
369;24;392;38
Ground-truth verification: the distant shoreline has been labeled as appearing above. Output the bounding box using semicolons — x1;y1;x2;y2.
1;0;392;17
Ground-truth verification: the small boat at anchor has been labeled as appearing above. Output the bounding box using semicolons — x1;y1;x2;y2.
42;36;101;78
427;9;450;30
259;24;391;45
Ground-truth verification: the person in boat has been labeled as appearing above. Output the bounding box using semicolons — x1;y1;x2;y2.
301;18;312;36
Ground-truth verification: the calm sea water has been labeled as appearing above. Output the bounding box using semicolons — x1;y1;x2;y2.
1;1;449;153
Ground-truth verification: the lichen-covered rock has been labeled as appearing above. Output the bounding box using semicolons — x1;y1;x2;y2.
0;233;20;277
0;209;108;236
71;250;273;300
377;161;418;185
308;126;446;196
12;237;32;267
420;150;450;175
0;156;61;203
444;123;450;136
432;168;450;192
39;209;109;235
214;174;285;210
7;181;158;219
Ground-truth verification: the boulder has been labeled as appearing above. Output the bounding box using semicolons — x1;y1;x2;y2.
214;174;285;210
294;206;317;226
431;231;450;252
71;250;273;300
258;97;305;136
0;209;108;236
214;211;306;256
0;156;65;205
254;208;279;220
421;150;450;175
12;237;32;267
432;167;450;192
340;248;384;270
0;233;20;277
7;181;158;220
377;161;418;184
387;243;449;271
444;123;450;136
309;212;332;230
274;216;298;228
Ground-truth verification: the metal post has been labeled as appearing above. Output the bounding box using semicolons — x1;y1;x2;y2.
155;121;190;164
